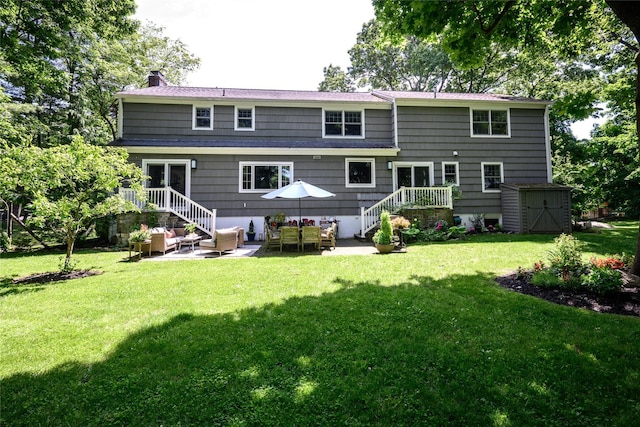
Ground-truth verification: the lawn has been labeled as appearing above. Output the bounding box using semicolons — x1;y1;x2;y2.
1;223;639;426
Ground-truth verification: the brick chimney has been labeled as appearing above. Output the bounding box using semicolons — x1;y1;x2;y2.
148;71;168;87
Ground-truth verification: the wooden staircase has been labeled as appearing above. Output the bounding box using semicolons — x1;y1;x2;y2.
119;187;216;236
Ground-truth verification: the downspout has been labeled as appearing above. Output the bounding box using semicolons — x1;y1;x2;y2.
544;105;552;183
117;98;124;139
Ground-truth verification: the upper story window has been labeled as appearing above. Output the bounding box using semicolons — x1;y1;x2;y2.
481;162;503;192
324;110;364;138
235;106;255;131
471;109;510;137
345;158;375;188
192;105;213;130
240;162;292;192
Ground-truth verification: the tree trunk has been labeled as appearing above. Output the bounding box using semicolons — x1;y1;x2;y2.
605;1;640;275
63;235;75;272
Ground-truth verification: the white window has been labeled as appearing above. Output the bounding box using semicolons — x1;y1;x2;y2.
192;105;213;130
324;110;364;138
481;162;503;192
442;162;459;186
240;162;292;192
345;158;375;188
235;106;255;131
471;109;510;137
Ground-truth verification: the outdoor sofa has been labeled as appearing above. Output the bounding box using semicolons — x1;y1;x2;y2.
150;227;186;254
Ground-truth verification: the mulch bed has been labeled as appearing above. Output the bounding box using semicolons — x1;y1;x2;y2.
496;271;640;317
11;270;101;285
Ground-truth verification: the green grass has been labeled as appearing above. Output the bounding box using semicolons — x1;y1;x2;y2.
1;223;639;426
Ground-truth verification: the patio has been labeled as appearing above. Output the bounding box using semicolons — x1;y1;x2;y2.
142;239;378;261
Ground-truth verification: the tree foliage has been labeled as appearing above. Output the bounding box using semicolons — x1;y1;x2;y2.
0;3;200;146
0;137;146;271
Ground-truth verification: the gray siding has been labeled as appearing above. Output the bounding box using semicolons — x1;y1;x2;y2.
122;103;392;144
129;153;394;219
395;106;549;214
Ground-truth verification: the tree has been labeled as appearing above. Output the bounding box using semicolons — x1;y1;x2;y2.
318;64;356;92
1;4;201;146
0;137;146;271
374;0;640;275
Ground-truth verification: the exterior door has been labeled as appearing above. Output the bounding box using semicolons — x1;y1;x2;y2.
143;160;190;197
394;163;433;189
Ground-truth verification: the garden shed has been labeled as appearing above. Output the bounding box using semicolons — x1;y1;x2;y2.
501;183;572;234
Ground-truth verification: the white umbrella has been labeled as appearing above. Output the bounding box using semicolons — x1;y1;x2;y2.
261;179;335;224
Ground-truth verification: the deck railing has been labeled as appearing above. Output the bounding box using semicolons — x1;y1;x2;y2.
359;186;453;237
119;187;216;236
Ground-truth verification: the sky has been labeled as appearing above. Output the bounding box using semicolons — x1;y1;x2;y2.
134;0;375;90
133;0;597;139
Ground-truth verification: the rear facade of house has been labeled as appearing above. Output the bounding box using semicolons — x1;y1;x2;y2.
113;74;552;238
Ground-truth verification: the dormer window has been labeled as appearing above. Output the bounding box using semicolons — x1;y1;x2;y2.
323;110;364;138
192;105;213;130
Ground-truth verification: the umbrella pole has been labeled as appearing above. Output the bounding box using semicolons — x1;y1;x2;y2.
299;198;302;225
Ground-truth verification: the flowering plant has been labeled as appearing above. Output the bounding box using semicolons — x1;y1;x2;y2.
129;224;151;242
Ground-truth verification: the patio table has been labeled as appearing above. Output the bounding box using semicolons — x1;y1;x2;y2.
179;235;202;252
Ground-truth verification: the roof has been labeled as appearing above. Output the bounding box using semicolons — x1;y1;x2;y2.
372;90;552;105
116;86;551;107
116;86;386;103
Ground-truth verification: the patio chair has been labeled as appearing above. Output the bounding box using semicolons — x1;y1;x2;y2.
300;226;321;253
321;222;336;250
279;226;299;252
265;227;281;251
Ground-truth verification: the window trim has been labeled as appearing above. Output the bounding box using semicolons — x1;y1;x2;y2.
470;108;510;138
192;105;214;130
345;158;375;188
239;161;293;193
441;161;460;186
234;106;255;131
481;162;504;193
323;109;365;139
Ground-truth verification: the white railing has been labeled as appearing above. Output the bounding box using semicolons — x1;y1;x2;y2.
119;187;216;236
359;186;453;237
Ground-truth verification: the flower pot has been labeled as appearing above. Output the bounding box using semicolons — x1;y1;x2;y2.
375;243;395;254
247;233;256;241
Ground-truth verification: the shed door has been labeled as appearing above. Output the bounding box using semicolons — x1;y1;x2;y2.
526;191;565;233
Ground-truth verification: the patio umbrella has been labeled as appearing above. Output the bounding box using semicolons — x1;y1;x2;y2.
261;179;335;225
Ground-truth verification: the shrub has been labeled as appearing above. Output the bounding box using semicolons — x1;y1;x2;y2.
590;256;625;270
373;211;394;245
531;269;565;288
0;231;10;252
581;267;623;295
547;234;585;282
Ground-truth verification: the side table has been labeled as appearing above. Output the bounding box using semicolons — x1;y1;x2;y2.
129;240;151;260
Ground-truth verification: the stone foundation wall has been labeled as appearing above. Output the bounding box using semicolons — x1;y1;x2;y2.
398;208;454;228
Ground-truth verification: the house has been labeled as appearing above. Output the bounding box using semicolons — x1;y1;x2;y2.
113;72;553;239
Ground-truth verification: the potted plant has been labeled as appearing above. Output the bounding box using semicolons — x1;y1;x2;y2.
273;212;286;227
470;213;485;233
129;224;151;243
184;223;198;237
247;220;256;241
372;210;395;254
